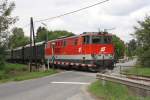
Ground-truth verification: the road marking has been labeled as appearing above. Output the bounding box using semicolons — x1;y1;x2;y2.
51;82;90;85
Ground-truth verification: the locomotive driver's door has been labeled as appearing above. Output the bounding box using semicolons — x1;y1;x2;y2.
82;36;90;55
78;36;83;54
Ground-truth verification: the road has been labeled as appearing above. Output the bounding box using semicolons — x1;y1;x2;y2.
0;71;96;100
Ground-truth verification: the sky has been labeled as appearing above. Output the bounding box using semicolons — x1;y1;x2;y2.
11;0;150;42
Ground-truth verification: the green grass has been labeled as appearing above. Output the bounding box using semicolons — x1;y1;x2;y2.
0;63;57;83
123;66;150;77
89;80;150;100
12;70;57;81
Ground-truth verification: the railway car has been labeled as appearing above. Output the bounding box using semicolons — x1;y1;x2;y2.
6;41;45;64
5;50;12;62
13;47;24;62
23;42;45;63
45;32;115;71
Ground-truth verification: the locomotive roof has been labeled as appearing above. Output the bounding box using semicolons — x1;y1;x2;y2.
48;32;113;42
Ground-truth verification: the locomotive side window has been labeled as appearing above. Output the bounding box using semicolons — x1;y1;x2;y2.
74;39;78;46
83;36;90;44
63;40;66;47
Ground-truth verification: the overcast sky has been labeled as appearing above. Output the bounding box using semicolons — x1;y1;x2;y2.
11;0;150;42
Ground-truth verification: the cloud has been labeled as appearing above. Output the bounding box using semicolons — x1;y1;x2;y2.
101;0;150;16
11;0;150;42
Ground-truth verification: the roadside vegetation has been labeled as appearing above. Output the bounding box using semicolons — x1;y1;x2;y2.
126;16;150;68
89;80;150;100
0;63;57;83
123;66;150;77
122;16;150;78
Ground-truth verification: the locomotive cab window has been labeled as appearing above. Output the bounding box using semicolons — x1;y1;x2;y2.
92;36;112;44
92;36;102;44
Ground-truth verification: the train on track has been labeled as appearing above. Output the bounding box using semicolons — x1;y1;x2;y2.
6;32;115;71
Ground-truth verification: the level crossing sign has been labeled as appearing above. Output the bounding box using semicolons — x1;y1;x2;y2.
52;56;55;63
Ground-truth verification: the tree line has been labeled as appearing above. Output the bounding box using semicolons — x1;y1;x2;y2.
8;27;75;49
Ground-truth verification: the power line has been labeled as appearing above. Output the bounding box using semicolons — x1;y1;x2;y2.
20;0;109;30
35;0;109;23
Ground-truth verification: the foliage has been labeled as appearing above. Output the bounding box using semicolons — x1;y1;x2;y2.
0;63;27;80
36;26;49;42
4;63;27;74
112;35;125;59
134;16;150;67
0;46;5;70
12;70;57;81
36;26;75;42
8;27;29;48
0;0;17;67
89;80;150;100
126;39;137;57
0;63;57;82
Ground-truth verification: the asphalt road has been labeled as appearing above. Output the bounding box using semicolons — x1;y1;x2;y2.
0;71;96;100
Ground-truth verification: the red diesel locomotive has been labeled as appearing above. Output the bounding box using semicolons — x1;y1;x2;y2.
45;32;115;71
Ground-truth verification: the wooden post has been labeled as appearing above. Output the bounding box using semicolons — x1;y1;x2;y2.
29;17;37;72
29;17;32;72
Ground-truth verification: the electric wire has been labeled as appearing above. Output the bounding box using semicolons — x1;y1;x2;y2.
20;0;109;29
35;0;109;23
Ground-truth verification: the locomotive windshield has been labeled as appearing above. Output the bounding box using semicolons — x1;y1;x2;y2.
92;36;112;44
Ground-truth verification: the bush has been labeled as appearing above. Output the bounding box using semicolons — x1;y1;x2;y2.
139;49;150;67
4;63;27;74
0;46;5;70
0;71;9;80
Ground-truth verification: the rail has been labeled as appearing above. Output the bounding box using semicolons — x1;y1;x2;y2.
96;73;150;91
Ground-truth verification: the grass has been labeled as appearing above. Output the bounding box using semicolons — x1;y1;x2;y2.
12;70;57;81
0;63;57;83
123;66;150;77
88;80;150;100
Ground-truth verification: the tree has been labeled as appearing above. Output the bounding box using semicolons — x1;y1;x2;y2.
48;30;75;40
36;27;48;42
36;26;75;42
0;0;17;68
8;27;29;48
112;35;125;60
134;16;150;67
126;39;137;57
